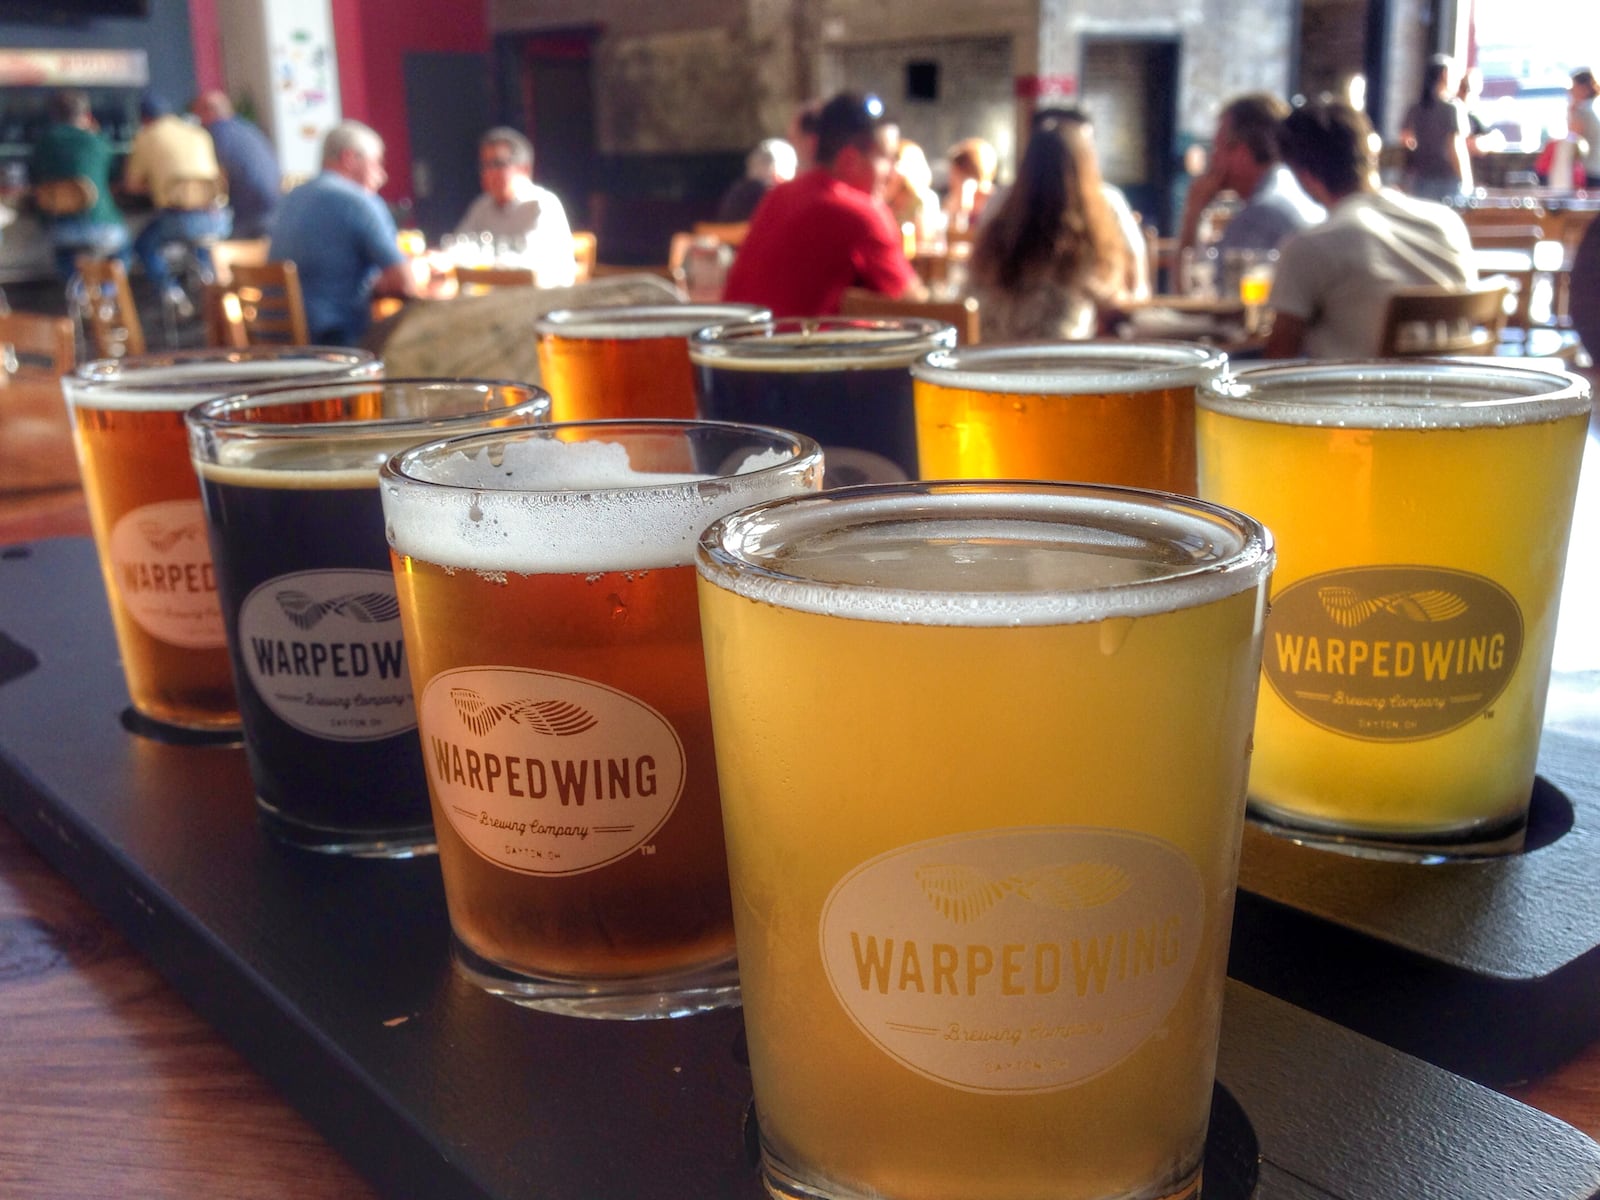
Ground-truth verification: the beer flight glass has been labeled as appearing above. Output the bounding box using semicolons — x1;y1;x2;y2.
910;341;1225;494
1197;360;1591;858
534;303;768;421
690;316;955;486
62;347;380;738
381;419;823;1016
696;481;1273;1200
187;379;550;856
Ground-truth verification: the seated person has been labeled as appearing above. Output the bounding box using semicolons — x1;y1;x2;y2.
724;91;924;318
192;90;282;240
886;140;940;247
123;91;231;312
454;127;574;287
1265;100;1475;359
270;121;429;346
717;137;797;223
29;88;129;279
942;137;998;236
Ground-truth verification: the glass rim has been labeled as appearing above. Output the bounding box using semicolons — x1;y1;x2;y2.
186;377;550;442
696;480;1274;628
70;346;378;392
909;341;1227;395
1197;358;1594;428
381;416;824;498
533;303;771;339
687;315;957;368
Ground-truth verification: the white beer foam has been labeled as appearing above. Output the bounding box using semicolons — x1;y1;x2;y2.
1198;363;1592;429
909;343;1221;396
535;305;767;341
698;491;1273;627
66;358;372;412
688;327;951;372
385;436;803;573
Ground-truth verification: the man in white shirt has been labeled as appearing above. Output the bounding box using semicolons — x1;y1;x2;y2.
455;128;575;287
1266;99;1475;359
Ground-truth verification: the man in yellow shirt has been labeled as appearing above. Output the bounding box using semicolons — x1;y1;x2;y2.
123;91;230;312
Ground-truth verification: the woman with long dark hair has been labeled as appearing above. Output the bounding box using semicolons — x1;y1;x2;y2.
1400;55;1473;201
966;117;1130;341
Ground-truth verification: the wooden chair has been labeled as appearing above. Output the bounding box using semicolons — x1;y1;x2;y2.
33;176;97;218
1377;279;1510;356
228;261;310;346
1465;223;1543;346
74;256;146;358
691;221;750;247
208;237;270;287
454;264;537;292
571;231;598;283
0;311;79;494
839;287;981;345
201;283;249;349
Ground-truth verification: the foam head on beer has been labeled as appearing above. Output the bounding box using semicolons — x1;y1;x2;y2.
385;431;805;573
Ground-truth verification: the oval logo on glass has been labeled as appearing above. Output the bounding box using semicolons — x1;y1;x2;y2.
1263;564;1523;741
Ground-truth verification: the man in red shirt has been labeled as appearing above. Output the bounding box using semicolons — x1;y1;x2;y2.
724;92;925;317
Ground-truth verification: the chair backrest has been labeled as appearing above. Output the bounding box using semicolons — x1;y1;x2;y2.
691;221;750;247
455;264;538;292
1465;223;1545;252
1378;279;1510;356
209;237;271;287
572;231;598;283
229;261;310;346
0;311;75;375
201;283;249;349
34;176;98;218
165;176;225;211
74;256;146;358
838;287;981;345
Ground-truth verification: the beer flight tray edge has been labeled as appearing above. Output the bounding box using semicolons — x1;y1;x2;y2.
2;537;1599;1200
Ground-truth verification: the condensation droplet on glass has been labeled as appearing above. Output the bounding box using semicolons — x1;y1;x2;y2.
468;496;484;522
608;593;627;621
1012;400;1027;414
1098;616;1135;656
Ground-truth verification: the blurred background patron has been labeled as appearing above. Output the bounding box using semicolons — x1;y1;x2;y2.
192;90;281;240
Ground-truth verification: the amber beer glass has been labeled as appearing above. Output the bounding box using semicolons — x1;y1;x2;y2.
63;348;379;735
911;342;1225;494
697;482;1273;1200
381;420;823;1016
188;379;549;856
1197;361;1592;858
691;316;955;487
534;304;768;421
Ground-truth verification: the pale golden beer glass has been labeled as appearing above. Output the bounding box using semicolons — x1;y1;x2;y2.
534;304;768;421
63;348;379;736
381;419;823;1017
910;342;1225;494
697;482;1273;1200
1197;361;1591;858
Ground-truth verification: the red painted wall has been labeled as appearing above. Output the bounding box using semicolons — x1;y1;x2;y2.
187;0;225;94
330;0;491;206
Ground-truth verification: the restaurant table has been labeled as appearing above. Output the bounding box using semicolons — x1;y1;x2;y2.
2;378;1599;1198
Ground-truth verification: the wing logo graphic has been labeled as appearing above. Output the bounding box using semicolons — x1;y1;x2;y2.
914;862;1131;925
275;589;402;629
1316;586;1467;628
137;520;201;552
450;687;599;739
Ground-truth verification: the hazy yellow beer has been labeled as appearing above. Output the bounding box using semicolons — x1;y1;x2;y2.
535;304;767;421
697;483;1273;1200
1197;361;1591;857
911;343;1224;494
382;420;822;1018
63;348;379;734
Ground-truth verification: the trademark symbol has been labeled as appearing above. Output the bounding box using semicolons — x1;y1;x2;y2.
639;844;657;856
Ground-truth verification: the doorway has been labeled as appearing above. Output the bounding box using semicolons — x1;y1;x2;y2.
492;30;598;228
1079;37;1181;232
403;52;491;240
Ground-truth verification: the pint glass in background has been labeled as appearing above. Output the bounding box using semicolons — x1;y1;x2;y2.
910;341;1225;495
1197;361;1592;859
696;482;1273;1200
534;304;768;421
381;420;823;1016
187;379;549;857
690;316;955;487
63;348;380;736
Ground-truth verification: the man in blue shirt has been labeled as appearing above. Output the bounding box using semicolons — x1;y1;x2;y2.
193;90;281;239
269;121;417;345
